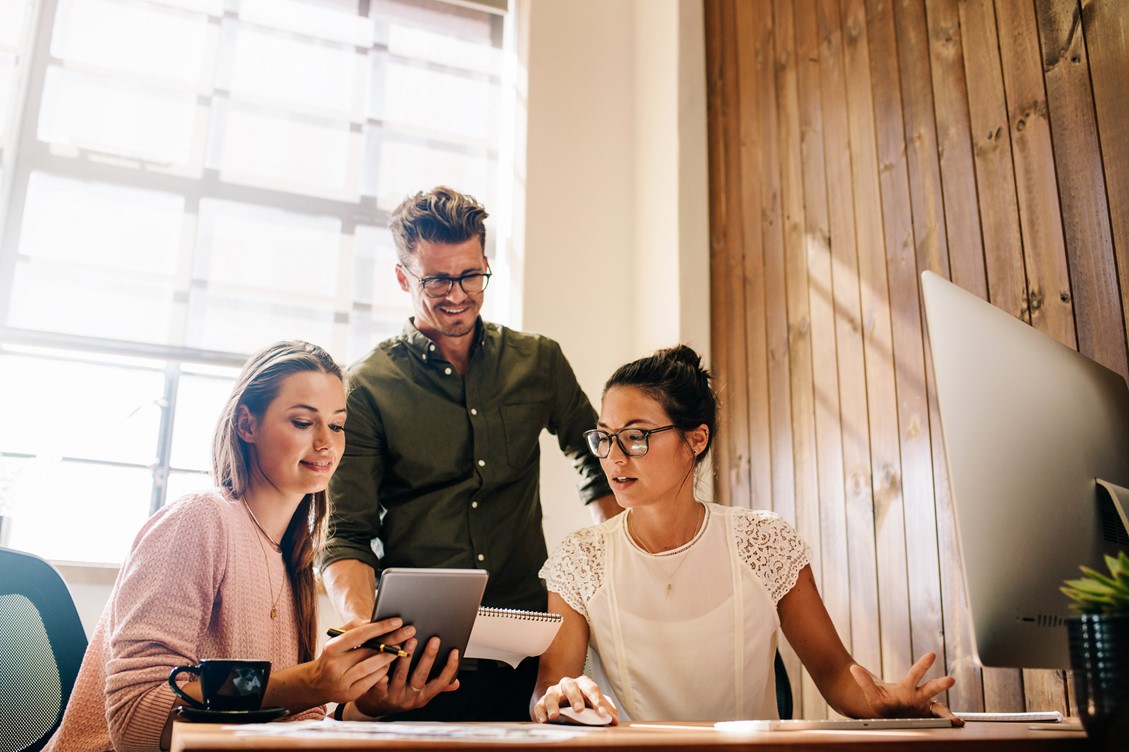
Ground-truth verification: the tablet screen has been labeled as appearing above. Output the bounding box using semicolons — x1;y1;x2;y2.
371;568;489;683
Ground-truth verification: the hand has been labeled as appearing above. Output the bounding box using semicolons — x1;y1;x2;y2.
532;675;618;725
307;617;415;703
353;636;461;718
848;652;964;727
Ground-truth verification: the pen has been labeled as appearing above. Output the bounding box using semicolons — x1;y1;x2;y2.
325;627;411;657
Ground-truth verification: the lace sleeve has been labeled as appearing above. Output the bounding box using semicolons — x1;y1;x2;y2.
733;510;811;605
539;526;606;621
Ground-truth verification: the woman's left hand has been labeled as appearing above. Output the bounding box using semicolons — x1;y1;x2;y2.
848;652;964;727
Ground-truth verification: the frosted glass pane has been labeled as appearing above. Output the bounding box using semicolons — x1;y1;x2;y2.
208;101;355;195
19;173;184;274
348;314;404;364
2;457;153;564
0;354;164;464
0;1;28;47
239;0;372;49
371;55;496;144
195;200;342;298
371;0;495;48
387;24;501;75
52;0;213;85
38;66;199;163
222;23;364;116
8;262;176;343
149;0;222;15
353;224;409;311
0;53;13;140
186;290;335;355
164;469;212;506
364;134;493;211
169;373;234;470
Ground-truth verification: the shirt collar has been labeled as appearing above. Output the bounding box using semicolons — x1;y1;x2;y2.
402;317;489;362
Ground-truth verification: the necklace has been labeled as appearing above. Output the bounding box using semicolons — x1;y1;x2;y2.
241;498;282;552
242;499;284;620
627;503;707;596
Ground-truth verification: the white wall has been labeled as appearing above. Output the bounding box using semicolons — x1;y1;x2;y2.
520;0;710;551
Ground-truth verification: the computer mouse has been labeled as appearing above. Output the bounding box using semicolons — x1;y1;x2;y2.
552;705;613;726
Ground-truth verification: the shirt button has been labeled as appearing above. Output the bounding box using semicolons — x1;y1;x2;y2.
477;459;486;467
444;367;452;375
470;408;478;416
471;501;478;509
421;354;427;361
477;554;485;562
429;344;436;351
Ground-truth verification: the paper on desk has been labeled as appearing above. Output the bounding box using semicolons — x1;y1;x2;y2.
232;719;583;743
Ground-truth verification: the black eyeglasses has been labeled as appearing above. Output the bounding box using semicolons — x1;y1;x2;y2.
584;425;677;458
400;265;492;298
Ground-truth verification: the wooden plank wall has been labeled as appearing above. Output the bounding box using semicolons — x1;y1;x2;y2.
704;0;1129;718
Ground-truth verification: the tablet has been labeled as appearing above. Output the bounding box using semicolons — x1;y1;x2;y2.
371;568;488;682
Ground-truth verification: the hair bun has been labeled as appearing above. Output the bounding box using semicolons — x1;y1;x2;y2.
658;344;700;367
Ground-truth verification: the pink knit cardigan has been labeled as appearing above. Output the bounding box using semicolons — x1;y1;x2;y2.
45;491;325;752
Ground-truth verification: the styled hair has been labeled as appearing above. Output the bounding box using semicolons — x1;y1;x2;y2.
212;340;344;663
603;344;717;465
389;185;488;264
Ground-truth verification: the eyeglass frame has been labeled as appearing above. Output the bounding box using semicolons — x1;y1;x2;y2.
583;425;678;458
399;263;493;298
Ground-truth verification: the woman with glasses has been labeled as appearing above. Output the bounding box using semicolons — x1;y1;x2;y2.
530;345;962;725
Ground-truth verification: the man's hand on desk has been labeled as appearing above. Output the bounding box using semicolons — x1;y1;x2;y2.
352;635;461;718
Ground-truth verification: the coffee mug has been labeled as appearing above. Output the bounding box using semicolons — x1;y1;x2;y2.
168;659;271;712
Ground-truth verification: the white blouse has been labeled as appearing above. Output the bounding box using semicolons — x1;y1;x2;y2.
541;502;810;721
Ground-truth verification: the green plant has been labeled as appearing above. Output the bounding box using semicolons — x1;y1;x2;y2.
1062;551;1129;614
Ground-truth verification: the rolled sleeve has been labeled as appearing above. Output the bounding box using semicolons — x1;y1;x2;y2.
544;341;612;505
322;373;387;572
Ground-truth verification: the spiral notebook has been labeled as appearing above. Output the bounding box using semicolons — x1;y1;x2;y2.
465;606;563;668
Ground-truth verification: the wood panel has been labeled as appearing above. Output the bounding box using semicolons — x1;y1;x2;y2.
1036;0;1127;379
745;1;801;707
1082;0;1129;359
704;0;1129;719
817;0;881;675
772;0;824;716
839;0;905;690
865;0;916;683
733;0;771;514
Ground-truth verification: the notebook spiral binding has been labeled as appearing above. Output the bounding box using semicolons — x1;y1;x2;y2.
478;606;563;622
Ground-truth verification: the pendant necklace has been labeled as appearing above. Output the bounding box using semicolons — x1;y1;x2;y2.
628;503;707;596
242;499;284;620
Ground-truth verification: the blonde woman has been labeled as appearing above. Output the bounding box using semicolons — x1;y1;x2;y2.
48;341;414;751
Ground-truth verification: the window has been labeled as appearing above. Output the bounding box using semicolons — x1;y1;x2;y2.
0;0;512;564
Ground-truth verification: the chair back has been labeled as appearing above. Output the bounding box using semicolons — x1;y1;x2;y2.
774;649;793;720
0;547;88;752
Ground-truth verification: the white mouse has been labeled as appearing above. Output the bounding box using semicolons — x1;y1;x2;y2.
552;705;614;726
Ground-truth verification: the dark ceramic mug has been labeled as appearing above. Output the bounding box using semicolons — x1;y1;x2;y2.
168;659;271;711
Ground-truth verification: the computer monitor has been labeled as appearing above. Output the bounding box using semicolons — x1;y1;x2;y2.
921;270;1129;669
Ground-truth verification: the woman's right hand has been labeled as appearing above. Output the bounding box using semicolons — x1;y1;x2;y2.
306;617;416;703
531;675;618;725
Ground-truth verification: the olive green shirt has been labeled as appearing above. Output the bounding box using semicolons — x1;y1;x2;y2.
322;319;611;611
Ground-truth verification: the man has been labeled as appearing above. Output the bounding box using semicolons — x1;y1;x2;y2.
321;186;617;721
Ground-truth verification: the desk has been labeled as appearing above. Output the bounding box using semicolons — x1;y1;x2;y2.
172;720;1090;751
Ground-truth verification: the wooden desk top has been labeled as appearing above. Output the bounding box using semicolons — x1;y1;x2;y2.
172;719;1090;752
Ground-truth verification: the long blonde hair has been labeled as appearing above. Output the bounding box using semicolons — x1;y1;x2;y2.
213;340;343;662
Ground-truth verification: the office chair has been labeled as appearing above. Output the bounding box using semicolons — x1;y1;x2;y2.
0;547;88;752
774;649;793;720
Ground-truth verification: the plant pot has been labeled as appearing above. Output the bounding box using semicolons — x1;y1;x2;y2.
1067;613;1129;746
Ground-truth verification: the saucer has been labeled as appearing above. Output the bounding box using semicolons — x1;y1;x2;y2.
174;705;289;724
